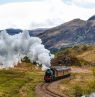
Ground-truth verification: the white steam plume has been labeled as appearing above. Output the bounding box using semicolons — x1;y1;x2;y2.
0;30;54;70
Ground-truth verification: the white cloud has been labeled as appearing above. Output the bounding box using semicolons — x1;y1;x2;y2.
0;0;95;30
70;0;95;8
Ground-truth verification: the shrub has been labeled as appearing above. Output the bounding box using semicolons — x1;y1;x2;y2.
92;68;95;77
82;80;95;96
22;56;31;63
73;85;83;97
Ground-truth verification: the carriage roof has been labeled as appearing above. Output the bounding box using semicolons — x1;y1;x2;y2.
51;66;71;71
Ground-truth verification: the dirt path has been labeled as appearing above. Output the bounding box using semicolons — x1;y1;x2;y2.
35;79;69;97
71;67;91;73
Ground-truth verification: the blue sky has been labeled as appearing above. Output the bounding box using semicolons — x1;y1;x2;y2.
1;0;95;9
64;0;95;8
0;0;44;4
0;0;31;4
0;0;94;29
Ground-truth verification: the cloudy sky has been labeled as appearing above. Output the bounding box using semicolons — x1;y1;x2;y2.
0;0;95;30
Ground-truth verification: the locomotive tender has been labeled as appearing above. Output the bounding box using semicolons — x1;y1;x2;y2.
44;66;71;82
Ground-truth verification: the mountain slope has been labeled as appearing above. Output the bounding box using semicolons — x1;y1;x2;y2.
38;15;95;51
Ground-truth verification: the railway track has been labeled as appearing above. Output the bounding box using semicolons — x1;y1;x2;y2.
40;82;65;97
36;77;71;97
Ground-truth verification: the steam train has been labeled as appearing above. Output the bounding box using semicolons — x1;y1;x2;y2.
44;66;71;82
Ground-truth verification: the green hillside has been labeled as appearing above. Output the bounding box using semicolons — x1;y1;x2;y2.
52;45;95;66
0;62;43;97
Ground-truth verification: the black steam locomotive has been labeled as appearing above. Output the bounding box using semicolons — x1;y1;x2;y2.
44;66;71;82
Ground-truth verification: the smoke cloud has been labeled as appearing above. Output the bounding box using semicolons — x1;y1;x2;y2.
0;30;54;70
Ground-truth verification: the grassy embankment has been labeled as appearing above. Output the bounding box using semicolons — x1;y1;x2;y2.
59;68;95;97
55;45;95;97
0;62;44;97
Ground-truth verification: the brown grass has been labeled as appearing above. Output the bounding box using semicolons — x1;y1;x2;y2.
59;67;95;97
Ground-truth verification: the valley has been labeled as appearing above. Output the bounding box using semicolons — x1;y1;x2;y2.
0;44;95;97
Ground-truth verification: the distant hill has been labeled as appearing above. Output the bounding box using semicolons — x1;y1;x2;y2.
38;15;95;51
88;15;95;20
0;28;47;36
29;28;47;36
0;29;22;35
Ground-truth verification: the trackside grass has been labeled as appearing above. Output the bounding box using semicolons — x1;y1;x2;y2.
59;67;95;97
0;62;44;97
